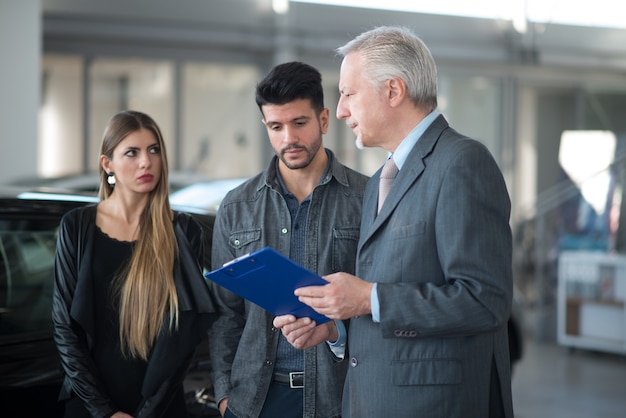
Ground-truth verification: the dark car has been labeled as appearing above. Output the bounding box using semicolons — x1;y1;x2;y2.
0;187;218;417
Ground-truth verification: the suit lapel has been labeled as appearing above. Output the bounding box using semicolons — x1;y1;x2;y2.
359;115;449;249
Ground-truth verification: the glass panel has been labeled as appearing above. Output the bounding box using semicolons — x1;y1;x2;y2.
513;82;626;341
40;54;84;178
88;58;175;172
439;74;502;162
181;62;262;179
0;220;58;336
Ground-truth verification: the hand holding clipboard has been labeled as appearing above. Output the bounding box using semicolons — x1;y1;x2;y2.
205;247;331;324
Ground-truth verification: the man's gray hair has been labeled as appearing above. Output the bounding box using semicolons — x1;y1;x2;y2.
337;26;438;111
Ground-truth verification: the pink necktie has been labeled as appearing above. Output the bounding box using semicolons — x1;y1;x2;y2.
378;157;398;214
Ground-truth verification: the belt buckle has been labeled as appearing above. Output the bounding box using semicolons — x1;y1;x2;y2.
289;372;304;389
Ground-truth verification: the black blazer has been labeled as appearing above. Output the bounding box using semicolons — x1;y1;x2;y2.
52;205;216;418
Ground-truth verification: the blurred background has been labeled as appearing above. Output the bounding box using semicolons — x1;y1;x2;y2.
2;1;626;416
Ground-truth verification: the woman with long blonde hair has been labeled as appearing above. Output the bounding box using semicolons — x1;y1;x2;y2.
52;110;215;418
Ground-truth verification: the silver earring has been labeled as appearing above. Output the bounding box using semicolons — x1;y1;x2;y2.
107;172;116;187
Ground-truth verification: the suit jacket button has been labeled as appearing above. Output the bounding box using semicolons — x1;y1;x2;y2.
350;357;358;367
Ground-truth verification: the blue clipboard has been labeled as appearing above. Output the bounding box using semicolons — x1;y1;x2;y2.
205;247;330;324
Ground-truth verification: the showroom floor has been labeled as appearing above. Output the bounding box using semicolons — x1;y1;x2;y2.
512;336;626;418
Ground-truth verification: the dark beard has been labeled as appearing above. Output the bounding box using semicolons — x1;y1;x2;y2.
280;143;320;170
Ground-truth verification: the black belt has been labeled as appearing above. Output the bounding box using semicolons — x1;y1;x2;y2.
273;371;304;389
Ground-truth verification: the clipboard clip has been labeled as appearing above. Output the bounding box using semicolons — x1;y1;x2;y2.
223;252;251;267
222;253;265;277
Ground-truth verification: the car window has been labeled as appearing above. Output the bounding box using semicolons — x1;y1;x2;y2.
0;219;58;337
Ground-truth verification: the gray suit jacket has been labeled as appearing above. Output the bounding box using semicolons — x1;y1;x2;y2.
343;115;514;417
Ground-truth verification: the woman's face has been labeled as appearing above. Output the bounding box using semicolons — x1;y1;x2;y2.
103;128;162;195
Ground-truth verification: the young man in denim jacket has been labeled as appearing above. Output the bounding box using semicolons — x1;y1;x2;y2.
208;61;368;418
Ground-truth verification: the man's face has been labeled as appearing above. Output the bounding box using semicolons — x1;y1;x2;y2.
262;98;329;170
337;52;388;149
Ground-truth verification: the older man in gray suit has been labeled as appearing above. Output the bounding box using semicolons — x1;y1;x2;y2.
274;26;514;418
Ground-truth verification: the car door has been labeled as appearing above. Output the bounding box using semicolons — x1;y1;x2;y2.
0;199;75;417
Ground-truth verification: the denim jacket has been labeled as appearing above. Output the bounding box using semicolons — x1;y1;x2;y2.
208;149;369;418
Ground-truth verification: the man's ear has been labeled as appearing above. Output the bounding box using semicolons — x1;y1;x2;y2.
319;108;330;134
387;77;407;108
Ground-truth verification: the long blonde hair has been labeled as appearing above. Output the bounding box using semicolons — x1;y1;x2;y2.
98;110;179;360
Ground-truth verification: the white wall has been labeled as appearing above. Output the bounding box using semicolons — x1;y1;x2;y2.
0;0;41;183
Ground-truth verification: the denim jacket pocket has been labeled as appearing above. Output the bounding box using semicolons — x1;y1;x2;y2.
332;226;360;273
333;226;360;241
228;229;261;250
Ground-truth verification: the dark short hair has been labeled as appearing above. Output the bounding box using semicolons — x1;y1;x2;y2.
255;61;324;114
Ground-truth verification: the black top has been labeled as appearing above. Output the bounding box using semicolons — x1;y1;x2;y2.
92;226;147;414
53;205;215;417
